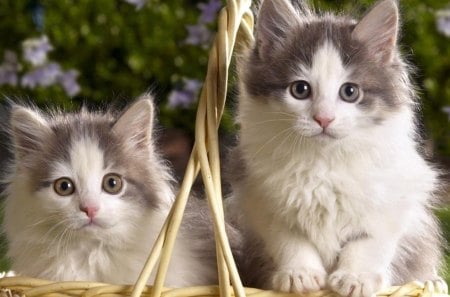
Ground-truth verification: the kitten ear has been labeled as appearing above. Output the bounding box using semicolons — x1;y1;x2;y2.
255;0;300;59
10;106;52;159
112;95;155;152
352;0;399;63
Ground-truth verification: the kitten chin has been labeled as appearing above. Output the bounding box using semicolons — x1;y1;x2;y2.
229;1;444;297
2;97;222;286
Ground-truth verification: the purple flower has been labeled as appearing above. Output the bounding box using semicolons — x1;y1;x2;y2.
198;0;222;24
0;66;18;86
21;62;62;89
437;9;450;37
168;90;195;108
22;35;53;66
185;24;212;46
0;51;21;86
21;72;38;88
21;63;81;96
123;0;147;10
168;79;202;108
184;78;202;93
58;70;81;96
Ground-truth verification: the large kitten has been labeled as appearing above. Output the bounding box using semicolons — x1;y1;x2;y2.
2;97;220;286
229;0;444;296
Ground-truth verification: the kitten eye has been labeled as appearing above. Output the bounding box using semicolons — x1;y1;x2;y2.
290;80;311;100
102;173;123;194
339;83;360;103
54;178;75;196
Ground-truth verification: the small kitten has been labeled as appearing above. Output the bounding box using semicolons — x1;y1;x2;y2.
2;97;220;286
229;0;444;296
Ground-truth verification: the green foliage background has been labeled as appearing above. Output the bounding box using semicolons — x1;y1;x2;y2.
0;0;449;284
0;0;213;133
1;0;449;147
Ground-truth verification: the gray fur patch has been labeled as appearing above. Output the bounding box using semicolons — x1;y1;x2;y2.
390;210;444;284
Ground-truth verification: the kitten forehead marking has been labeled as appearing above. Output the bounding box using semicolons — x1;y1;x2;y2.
310;41;347;103
69;136;106;195
71;136;105;173
33;116;114;188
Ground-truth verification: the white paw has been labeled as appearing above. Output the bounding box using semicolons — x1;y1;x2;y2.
328;270;385;297
271;268;326;293
430;278;448;294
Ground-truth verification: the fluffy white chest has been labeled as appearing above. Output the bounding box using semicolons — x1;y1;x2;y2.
242;152;373;268
8;237;140;283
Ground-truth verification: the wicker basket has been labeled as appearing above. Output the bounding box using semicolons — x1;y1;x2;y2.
0;1;448;297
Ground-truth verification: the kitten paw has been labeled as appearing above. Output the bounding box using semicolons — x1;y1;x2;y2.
271;268;326;293
431;278;448;294
328;270;385;297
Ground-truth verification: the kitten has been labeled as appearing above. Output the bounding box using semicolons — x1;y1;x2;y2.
2;97;221;286
228;1;444;297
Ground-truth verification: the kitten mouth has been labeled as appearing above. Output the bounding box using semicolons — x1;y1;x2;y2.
80;223;99;230
313;129;338;139
80;219;106;230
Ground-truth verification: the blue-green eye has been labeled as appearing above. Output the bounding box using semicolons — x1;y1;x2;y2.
290;80;311;100
54;177;75;196
339;83;360;103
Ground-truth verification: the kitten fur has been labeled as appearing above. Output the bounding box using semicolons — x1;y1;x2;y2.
2;97;225;286
228;1;444;297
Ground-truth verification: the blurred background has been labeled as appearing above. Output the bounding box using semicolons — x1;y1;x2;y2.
0;0;449;283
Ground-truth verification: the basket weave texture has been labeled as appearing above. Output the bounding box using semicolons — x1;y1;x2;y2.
0;1;448;297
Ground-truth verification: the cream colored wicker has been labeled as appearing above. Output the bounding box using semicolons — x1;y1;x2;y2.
0;1;448;297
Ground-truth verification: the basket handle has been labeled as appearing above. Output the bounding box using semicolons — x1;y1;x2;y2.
130;1;254;297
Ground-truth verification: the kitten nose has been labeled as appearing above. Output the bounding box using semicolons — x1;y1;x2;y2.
80;205;99;219
313;115;335;128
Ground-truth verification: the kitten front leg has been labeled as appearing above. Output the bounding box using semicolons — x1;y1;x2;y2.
329;237;398;297
266;234;327;293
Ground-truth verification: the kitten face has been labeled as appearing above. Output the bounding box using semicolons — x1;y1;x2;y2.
30;135;141;236
243;0;405;143
270;40;370;140
7;98;170;242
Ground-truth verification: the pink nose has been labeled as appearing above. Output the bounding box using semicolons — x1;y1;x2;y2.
80;205;99;219
313;115;335;128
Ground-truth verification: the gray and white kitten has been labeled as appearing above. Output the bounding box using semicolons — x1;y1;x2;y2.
2;97;221;286
229;1;444;297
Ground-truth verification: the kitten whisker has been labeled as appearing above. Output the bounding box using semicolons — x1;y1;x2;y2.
246;118;295;128
278;128;297;151
262;111;297;118
62;229;76;260
289;133;302;158
251;126;295;160
41;218;73;245
55;226;71;259
25;215;60;230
